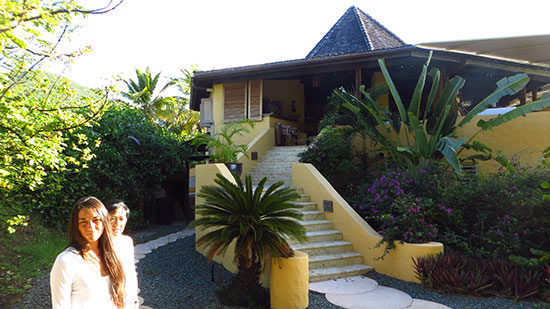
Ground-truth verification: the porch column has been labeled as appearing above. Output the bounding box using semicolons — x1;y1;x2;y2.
355;68;362;98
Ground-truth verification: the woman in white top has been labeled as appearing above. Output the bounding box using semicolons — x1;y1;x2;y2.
105;199;139;309
50;196;126;308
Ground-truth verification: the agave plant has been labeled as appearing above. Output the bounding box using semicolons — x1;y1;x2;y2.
336;51;550;174
195;173;306;290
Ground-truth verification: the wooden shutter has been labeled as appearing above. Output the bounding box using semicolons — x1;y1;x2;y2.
224;82;246;122
248;80;262;120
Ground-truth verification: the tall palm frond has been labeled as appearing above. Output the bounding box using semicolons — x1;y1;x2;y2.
121;67;176;121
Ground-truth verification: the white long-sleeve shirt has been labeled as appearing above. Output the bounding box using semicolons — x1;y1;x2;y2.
50;247;117;309
114;235;138;308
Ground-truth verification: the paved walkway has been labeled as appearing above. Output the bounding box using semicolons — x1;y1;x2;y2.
133;228;450;309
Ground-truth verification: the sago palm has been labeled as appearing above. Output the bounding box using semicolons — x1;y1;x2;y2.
195;173;306;289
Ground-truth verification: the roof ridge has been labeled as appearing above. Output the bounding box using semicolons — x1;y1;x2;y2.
352;6;373;51
306;6;353;58
355;7;406;46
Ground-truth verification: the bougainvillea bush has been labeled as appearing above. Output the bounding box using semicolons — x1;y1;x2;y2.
347;161;550;260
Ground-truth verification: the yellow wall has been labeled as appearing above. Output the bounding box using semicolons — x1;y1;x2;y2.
263;80;305;132
371;71;389;109
238;127;275;177
292;163;443;283
455;110;550;172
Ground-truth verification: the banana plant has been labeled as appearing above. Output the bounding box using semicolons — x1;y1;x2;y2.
336;50;550;174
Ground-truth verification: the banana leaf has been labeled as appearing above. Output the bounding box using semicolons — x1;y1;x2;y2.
437;136;466;175
423;68;441;121
340;92;392;134
477;93;550;130
426;76;465;135
459;74;529;127
378;58;408;125
409;112;429;157
461;140;492;153
462;154;493;161
409;51;433;117
428;104;452;154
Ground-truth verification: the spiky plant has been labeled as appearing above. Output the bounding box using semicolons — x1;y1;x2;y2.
195;173;306;290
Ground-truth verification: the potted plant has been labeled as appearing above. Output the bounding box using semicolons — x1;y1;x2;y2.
195;173;307;308
195;120;253;176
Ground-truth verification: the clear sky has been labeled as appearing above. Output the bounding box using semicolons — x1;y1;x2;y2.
62;0;550;90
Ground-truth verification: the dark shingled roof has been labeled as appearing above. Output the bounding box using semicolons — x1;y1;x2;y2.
306;6;407;59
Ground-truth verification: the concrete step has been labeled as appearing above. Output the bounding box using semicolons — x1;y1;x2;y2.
292;201;316;210
299;210;325;221
295;194;310;203
252;179;292;188
250;172;292;179
309;264;374;282
291;240;352;256
287;230;342;245
300;219;333;231
309;252;363;269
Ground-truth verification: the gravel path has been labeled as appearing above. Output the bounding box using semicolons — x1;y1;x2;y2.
13;223;543;309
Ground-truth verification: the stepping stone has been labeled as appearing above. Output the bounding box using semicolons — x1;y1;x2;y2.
309;276;378;294
407;299;451;309
138;296;144;305
326;286;412;309
140;306;153;309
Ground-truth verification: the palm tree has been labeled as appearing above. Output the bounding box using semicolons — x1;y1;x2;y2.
195;173;306;290
121;67;177;121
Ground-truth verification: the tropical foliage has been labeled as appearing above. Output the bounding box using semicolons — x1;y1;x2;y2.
195;173;306;300
121;67;179;121
2;104;193;231
334;51;550;174
195;120;254;162
414;249;544;300
120;66;202;138
299;126;358;193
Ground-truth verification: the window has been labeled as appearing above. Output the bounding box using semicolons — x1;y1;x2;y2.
223;80;262;122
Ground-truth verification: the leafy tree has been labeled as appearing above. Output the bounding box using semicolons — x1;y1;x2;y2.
195;173;306;302
0;0;122;232
335;51;550;174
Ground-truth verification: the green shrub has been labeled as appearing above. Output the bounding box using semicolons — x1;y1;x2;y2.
299;126;357;192
2;104;193;229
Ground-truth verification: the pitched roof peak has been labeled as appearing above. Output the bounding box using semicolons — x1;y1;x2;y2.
306;6;407;59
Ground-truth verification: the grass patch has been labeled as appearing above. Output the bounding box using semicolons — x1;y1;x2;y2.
0;218;67;307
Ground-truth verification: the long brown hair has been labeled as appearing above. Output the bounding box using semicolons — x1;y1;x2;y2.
68;196;126;308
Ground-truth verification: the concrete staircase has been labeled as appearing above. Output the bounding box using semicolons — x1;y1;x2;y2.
288;189;373;282
251;145;373;282
249;146;306;186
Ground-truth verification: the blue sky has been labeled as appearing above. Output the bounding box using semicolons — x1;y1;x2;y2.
62;0;550;90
